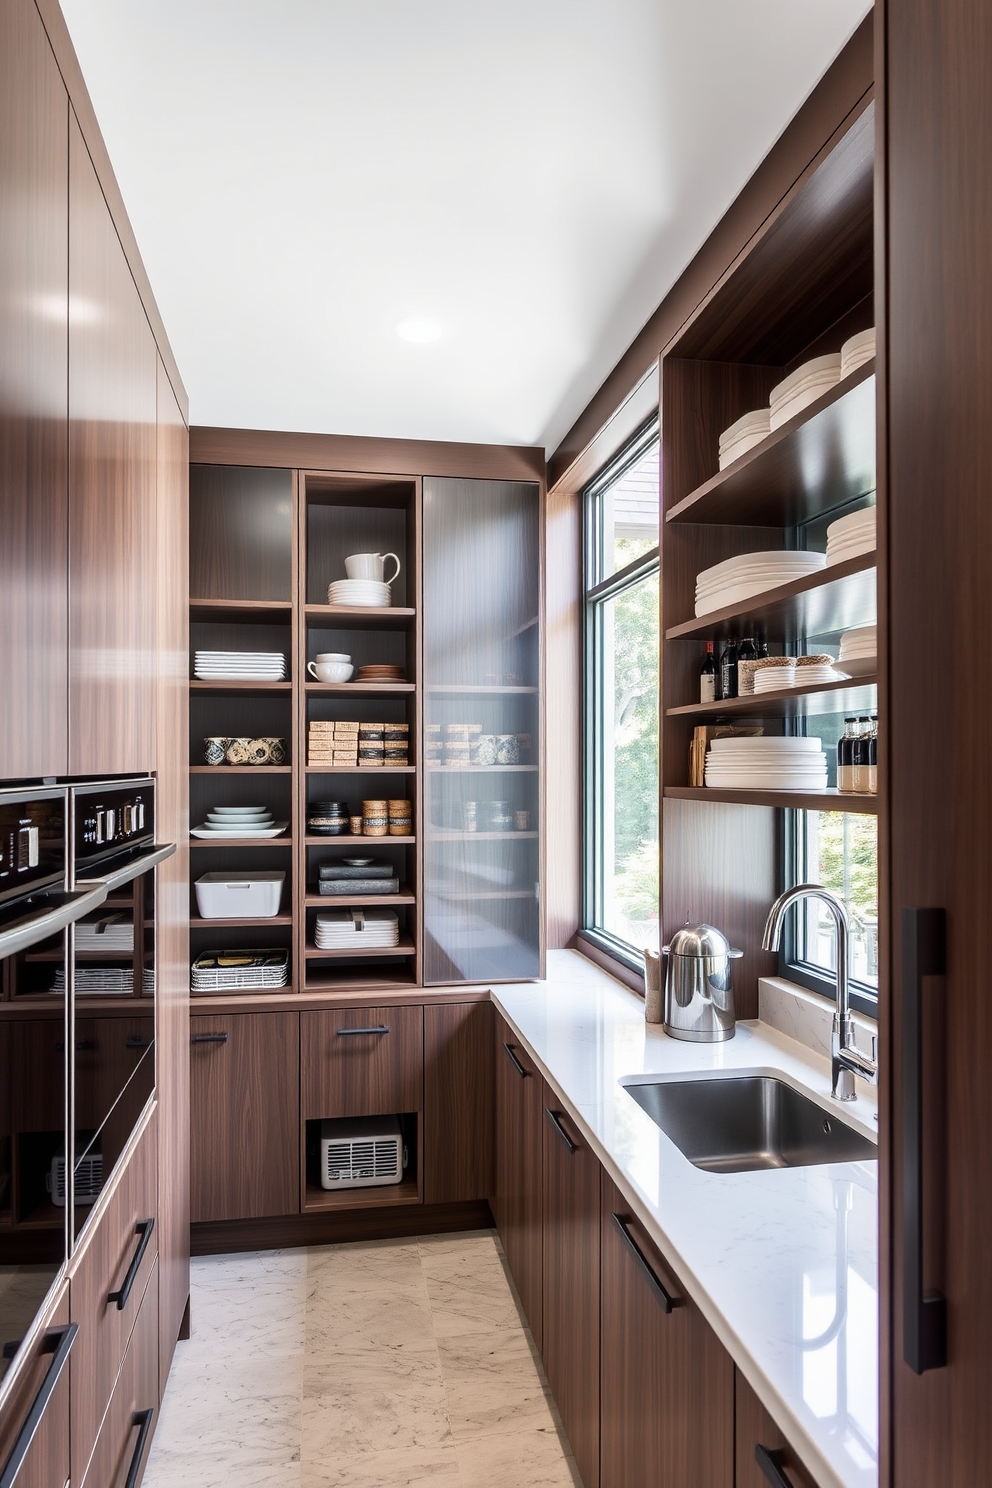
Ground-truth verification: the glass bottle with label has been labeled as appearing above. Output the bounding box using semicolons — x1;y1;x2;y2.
867;714;878;794
837;717;859;793
700;642;717;703
852;716;872;793
719;639;739;700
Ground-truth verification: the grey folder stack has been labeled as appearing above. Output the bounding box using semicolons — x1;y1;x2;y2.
318;861;399;896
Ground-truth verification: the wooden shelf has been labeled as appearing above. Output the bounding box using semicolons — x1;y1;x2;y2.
305;834;415;846
426;764;537;773
190;680;291;693
301;971;419;995
190;836;292;848
306;765;415;775
666;552;876;644
427;684;537;695
303;1175;421;1212
305;886;416;908
304;938;417;959
667;675;878;719
305;682;415;694
189;765;292;775
664;786;878;814
189;914;293;928
190;598;292;622
666;365;876;526
428;830;538;841
306;604;416;626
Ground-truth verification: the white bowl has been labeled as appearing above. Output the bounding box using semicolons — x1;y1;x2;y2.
209;806;269;816
315;652;351;663
309;661;354;683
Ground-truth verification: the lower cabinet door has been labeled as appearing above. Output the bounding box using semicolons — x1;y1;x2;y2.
493;1016;544;1350
542;1087;600;1488
735;1371;821;1488
81;1258;159;1488
600;1171;734;1488
190;1013;299;1223
0;1287;71;1488
424;1001;494;1204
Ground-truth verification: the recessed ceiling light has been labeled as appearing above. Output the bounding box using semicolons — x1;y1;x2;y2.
395;317;443;345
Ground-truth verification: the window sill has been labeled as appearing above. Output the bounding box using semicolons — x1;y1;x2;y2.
573;931;645;996
759;974;877;1063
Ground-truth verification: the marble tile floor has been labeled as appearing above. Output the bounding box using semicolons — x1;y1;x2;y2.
144;1230;581;1488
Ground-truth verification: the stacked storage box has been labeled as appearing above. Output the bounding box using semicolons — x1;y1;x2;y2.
309;721;358;766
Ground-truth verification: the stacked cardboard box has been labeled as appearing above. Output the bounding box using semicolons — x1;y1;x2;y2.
308;720;359;766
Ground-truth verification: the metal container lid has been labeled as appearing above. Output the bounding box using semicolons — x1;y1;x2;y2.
663;923;743;959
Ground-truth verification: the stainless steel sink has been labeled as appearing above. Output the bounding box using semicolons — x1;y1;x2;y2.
622;1074;877;1173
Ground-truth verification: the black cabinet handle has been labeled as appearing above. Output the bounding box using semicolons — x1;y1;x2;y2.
108;1219;154;1311
190;1032;228;1045
0;1322;77;1488
502;1042;529;1079
336;1026;390;1037
902;906;947;1373
544;1107;576;1154
124;1408;154;1488
610;1212;680;1313
124;1037;153;1050
755;1444;798;1488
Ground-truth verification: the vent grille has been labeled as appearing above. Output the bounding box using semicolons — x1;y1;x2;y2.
47;1154;103;1207
325;1139;400;1183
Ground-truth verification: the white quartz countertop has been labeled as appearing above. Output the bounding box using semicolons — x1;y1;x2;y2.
491;950;878;1488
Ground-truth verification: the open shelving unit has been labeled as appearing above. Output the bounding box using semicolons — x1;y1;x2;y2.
659;96;879;1014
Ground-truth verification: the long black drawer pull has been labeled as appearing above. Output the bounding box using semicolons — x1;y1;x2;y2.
755;1444;798;1488
544;1107;576;1154
190;1032;228;1045
610;1212;679;1313
336;1026;390;1036
502;1042;529;1079
124;1037;153;1051
124;1408;154;1488
109;1219;154;1311
902;906;947;1373
0;1322;77;1488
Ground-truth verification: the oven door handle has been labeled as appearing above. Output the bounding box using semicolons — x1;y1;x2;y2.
77;842;176;894
0;882;109;961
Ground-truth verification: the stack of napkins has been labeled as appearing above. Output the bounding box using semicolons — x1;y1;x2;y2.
191;949;289;991
75;915;133;953
826;507;876;565
318;862;399;896
694;550;826;616
194;651;286;681
718;407;771;470
313;909;399;948
704;736;828;791
840;327;875;378
769;354;841;431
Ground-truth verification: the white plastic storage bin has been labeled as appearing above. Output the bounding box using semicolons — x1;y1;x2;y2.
195;871;285;919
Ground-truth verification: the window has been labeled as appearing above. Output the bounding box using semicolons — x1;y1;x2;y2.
784;808;878;1013
583;422;660;968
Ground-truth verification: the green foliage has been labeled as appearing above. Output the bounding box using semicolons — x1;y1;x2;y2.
610;561;659;873
813;813;878;920
615;836;660;921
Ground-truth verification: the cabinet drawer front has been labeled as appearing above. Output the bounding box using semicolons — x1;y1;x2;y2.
302;1006;423;1120
735;1372;820;1488
70;1112;158;1485
0;1286;71;1488
81;1259;159;1488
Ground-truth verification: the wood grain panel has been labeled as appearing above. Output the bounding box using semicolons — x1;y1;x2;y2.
0;0;69;779
155;357;190;1394
600;1170;734;1488
423;1001;494;1204
69;1110;158;1487
301;1006;423;1120
192;1198;492;1255
189;464;293;601
189;1013;299;1223
80;1258;159;1488
542;1087;600;1488
734;1370;819;1488
68;110;158;775
0;1284;70;1488
492;1017;544;1349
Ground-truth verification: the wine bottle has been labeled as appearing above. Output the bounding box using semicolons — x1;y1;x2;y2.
837;717;858;793
867;714;878;794
852;716;871;793
719;639;739;700
700;642;717;703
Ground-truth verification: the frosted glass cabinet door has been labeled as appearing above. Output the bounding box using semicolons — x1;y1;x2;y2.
422;478;542;984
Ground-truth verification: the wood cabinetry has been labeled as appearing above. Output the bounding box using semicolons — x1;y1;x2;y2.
68;109;158;776
190;1013;299;1223
600;1170;734;1488
0;1287;71;1488
0;0;69;780
542;1089;600;1488
301;1006;423;1120
735;1372;820;1488
81;1258;159;1488
423;1000;494;1204
492;1015;544;1349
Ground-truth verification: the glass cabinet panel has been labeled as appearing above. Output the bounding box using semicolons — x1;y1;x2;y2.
422;478;541;983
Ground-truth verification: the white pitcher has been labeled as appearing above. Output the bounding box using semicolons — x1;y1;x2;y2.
344;551;401;584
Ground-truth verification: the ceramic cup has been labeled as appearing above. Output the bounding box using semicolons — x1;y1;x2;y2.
344;551;402;584
225;737;251;765
203;737;229;766
496;734;520;765
308;661;354;683
264;737;286;765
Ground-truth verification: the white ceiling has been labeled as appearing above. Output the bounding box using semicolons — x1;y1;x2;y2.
60;1;871;454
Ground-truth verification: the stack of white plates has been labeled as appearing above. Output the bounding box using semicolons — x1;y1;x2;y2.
794;657;848;684
191;806;288;839
769;354;842;431
718;407;771;470
313;909;400;948
327;579;392;608
704;736;828;790
826;507;876;565
194;651;286;680
76;915;134;953
840;327;876;378
191;950;290;992
694;550;826;616
838;624;877;677
753;662;796;692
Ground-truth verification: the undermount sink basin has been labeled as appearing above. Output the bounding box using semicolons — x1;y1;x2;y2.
622;1074;877;1174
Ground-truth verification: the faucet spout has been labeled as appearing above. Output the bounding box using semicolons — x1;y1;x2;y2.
761;884;876;1102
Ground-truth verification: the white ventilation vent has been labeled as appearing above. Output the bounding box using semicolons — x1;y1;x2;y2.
47;1154;103;1207
319;1117;406;1190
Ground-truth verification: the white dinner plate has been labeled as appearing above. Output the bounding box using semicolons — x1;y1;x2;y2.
191;821;288;838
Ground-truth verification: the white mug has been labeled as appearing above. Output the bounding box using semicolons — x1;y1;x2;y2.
308;661;354;683
344;551;401;584
315;652;350;663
